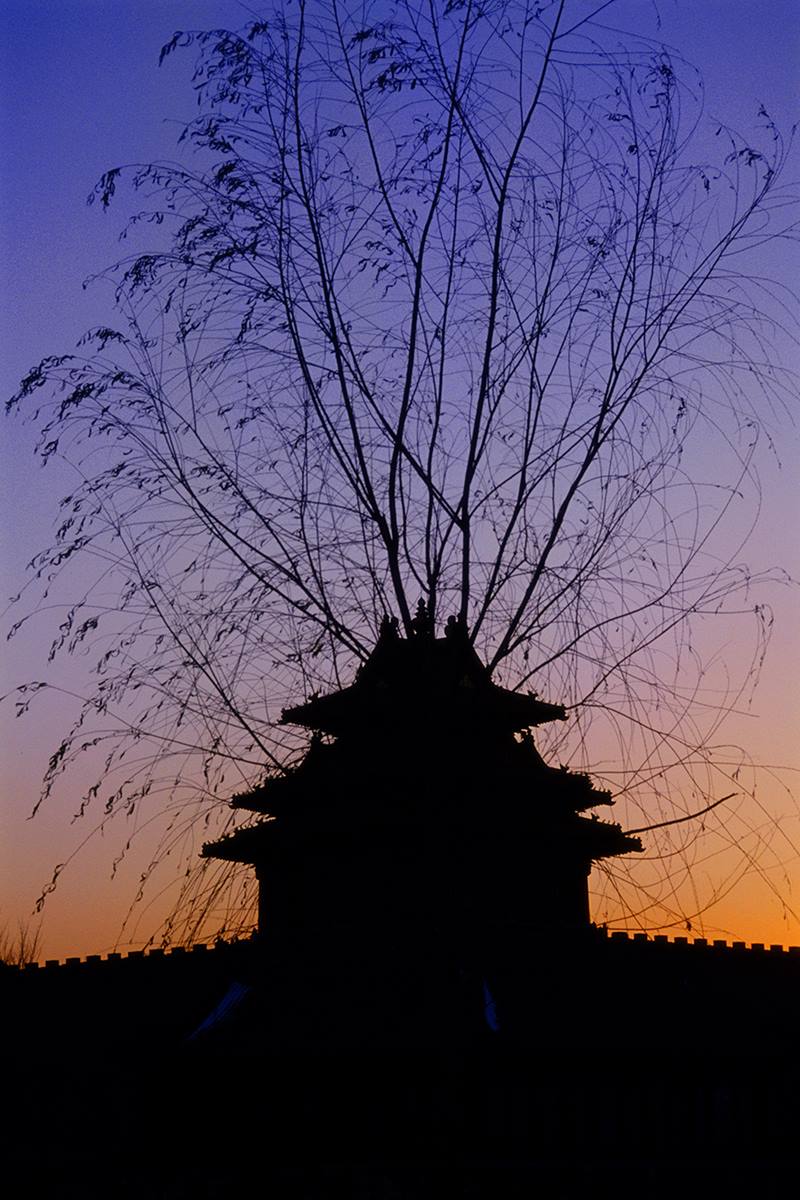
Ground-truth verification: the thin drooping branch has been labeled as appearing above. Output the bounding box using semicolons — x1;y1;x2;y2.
6;0;797;943
626;793;736;837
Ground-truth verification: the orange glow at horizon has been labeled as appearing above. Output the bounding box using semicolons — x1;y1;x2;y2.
1;0;798;964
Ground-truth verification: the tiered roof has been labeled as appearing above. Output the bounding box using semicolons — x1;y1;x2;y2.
203;611;641;867
279;613;567;738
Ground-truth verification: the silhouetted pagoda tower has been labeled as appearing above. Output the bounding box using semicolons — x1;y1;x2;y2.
204;606;641;972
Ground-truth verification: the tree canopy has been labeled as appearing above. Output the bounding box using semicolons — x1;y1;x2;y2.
7;0;798;944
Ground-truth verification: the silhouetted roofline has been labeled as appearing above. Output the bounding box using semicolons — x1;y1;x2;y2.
281;622;567;736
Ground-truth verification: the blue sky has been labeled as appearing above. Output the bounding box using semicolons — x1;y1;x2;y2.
1;1;798;957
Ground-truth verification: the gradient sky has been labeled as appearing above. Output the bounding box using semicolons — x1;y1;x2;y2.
1;0;798;960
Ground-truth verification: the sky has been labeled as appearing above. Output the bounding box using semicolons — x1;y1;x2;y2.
1;0;799;960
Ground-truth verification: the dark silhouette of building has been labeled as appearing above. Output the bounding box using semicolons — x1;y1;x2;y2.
4;614;799;1192
201;610;641;1046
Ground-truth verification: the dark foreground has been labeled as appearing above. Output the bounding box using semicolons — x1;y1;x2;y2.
6;1051;798;1197
4;930;799;1196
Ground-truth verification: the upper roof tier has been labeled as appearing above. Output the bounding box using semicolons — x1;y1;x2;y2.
281;611;567;738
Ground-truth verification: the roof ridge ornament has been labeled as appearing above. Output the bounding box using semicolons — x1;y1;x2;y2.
444;613;468;641
410;598;433;638
378;613;400;641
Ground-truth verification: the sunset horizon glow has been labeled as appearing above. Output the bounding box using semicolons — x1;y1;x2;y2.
1;0;798;963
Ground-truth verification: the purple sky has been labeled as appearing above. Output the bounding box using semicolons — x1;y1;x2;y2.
1;1;798;958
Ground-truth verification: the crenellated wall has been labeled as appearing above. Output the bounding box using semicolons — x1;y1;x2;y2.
12;926;800;972
4;928;799;1187
5;926;799;1059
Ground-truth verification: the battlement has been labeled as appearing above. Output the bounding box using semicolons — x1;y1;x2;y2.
11;926;800;972
18;941;218;971
604;929;800;955
3;923;799;1063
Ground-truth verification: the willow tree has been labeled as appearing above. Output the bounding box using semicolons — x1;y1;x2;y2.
8;0;796;944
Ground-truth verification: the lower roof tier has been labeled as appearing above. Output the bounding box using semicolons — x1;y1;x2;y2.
202;810;642;866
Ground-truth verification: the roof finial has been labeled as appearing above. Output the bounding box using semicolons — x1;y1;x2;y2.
411;598;433;638
378;613;400;641
444;613;468;641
